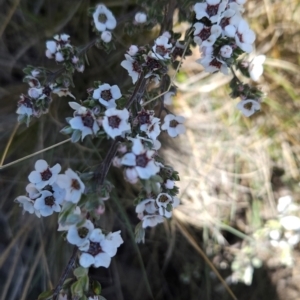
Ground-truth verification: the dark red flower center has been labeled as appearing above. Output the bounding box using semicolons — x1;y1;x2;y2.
138;111;150;125
196;27;211;41
219;17;230;29
135;153;149;168
45;195;55;206
146;57;161;71
207;4;219;17
155;45;168;57
87;241;103;256
71;179;81;190
210;58;222;69
41;168;52;181
101;90;113;101
132;61;141;73
108;115;121;129
82;113;94;128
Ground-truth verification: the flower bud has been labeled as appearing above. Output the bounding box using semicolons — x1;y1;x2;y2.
135;12;147;24
220;45;233;58
101;31;112;43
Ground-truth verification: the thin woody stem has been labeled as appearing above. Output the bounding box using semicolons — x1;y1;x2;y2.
52;246;78;300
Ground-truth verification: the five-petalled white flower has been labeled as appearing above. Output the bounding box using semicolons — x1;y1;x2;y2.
93;4;117;32
236;99;260;117
56;168;85;203
102;107;131;139
67;220;95;249
93;83;122;108
28;159;61;189
79;229;123;268
69;102;100;140
121;138;160;180
161;114;186;138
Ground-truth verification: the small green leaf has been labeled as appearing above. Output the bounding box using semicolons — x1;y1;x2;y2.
37;289;53;300
74;267;88;279
71;129;81;143
71;280;84;297
92;280;102;295
60;126;73;135
78;275;89;292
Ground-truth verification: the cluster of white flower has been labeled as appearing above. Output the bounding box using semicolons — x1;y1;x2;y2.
15;159;123;269
15;160;85;217
121;31;182;84
45;34;85;72
92;4;117;43
136;192;180;228
193;0;256;74
17;68;74;125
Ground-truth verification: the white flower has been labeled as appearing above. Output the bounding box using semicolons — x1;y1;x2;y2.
28;87;43;99
45;40;57;58
156;193;180;218
218;8;242;37
136;198;157;215
56;168;85;203
193;23;222;46
128;45;138;56
121;138;160;180
17;94;34;117
69;106;100;140
121;54;141;84
140;116;161;141
220;45;233;58
235;20;256;53
69;102;87;114
277;195;293;213
164;91;175;105
164;179;175;189
161;114;186;138
28;159;61;189
67;220;94;248
135;12;147;24
198;54;228;74
236;99;260;117
102;108;131;139
76;64;85;72
124;167;139;184
280;216;300;231
15;183;41;217
194;0;227;23
101;30;112;43
55;52;64;62
79;229;123;268
33;190;63;217
93;83;122;108
152;36;172;60
52;87;75;99
141;214;165;228
248;55;266;81
93;4;117;32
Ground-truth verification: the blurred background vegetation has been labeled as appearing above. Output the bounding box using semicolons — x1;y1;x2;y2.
1;0;300;299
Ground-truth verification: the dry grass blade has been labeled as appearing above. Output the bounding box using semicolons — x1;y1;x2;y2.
175;219;238;300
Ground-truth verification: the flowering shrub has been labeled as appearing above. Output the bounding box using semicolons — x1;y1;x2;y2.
12;1;266;299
